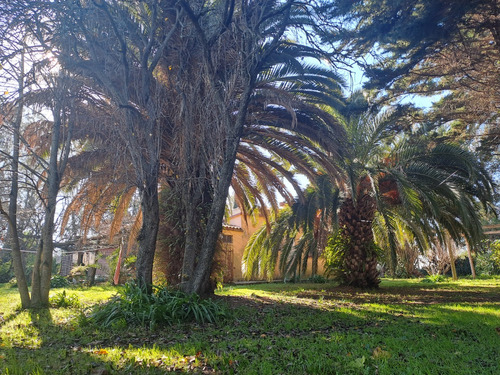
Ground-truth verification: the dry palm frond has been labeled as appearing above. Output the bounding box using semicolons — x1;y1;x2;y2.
109;187;137;242
127;210;142;256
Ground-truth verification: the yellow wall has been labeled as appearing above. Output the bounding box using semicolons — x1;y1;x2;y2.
222;214;267;281
222;213;325;282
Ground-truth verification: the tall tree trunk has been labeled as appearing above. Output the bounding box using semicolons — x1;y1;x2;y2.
3;49;31;308
38;203;57;305
186;140;238;295
339;195;380;288
31;127;61;307
446;234;458;281
187;83;254;295
31;185;59;307
136;181;160;292
311;249;318;277
0;203;30;308
180;201;197;287
31;82;73;307
464;237;476;279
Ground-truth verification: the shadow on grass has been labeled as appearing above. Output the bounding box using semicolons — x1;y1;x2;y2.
226;280;500;305
1;308;119;375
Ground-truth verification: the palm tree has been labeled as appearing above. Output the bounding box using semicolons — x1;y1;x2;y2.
243;174;340;280
331;99;494;287
58;41;348;289
245;94;495;288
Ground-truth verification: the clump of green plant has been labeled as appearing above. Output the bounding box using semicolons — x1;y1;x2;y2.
307;274;328;283
8;278;18;288
0;259;13;283
323;231;349;280
421;274;446;283
50;274;70;288
490;240;500;271
85;283;226;329
49;290;81;308
475;241;500;276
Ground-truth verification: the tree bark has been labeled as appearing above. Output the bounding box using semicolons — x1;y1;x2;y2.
339;195;380;288
187;83;254;295
31;78;74;307
135;181;160;292
464;237;476;279
446;235;458;281
31;116;61;307
4;48;31;308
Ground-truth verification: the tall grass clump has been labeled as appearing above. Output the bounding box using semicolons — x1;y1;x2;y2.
49;290;81;308
86;283;226;329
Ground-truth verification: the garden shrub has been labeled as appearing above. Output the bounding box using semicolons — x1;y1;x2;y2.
85;283;227;330
49;290;81;308
0;260;13;283
490;240;500;271
421;274;446;283
50;275;70;288
307;274;328;283
323;231;349;280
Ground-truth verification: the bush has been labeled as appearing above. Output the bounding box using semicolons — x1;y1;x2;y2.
490;240;500;271
323;231;349;280
421;274;447;283
85;283;227;330
0;259;13;283
475;253;500;276
50;275;70;288
307;274;328;283
49;290;81;308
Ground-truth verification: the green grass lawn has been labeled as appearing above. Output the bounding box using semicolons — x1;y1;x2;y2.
1;278;499;374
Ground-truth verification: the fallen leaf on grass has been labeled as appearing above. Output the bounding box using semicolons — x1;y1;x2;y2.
372;347;391;360
350;356;366;369
495;327;500;335
94;349;109;355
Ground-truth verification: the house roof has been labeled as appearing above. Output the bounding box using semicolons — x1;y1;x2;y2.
222;223;244;232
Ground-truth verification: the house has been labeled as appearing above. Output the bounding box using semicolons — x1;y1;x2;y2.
57;207;325;284
221;208;325;282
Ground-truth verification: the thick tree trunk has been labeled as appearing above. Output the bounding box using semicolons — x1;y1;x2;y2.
31;90;71;308
187;81;255;295
31;155;59;308
39;206;56;305
339;195;380;288
187;140;238;295
136;182;160;292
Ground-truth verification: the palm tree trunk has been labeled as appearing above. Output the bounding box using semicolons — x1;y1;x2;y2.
339;195;380;288
464;237;476;279
445;234;458;280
